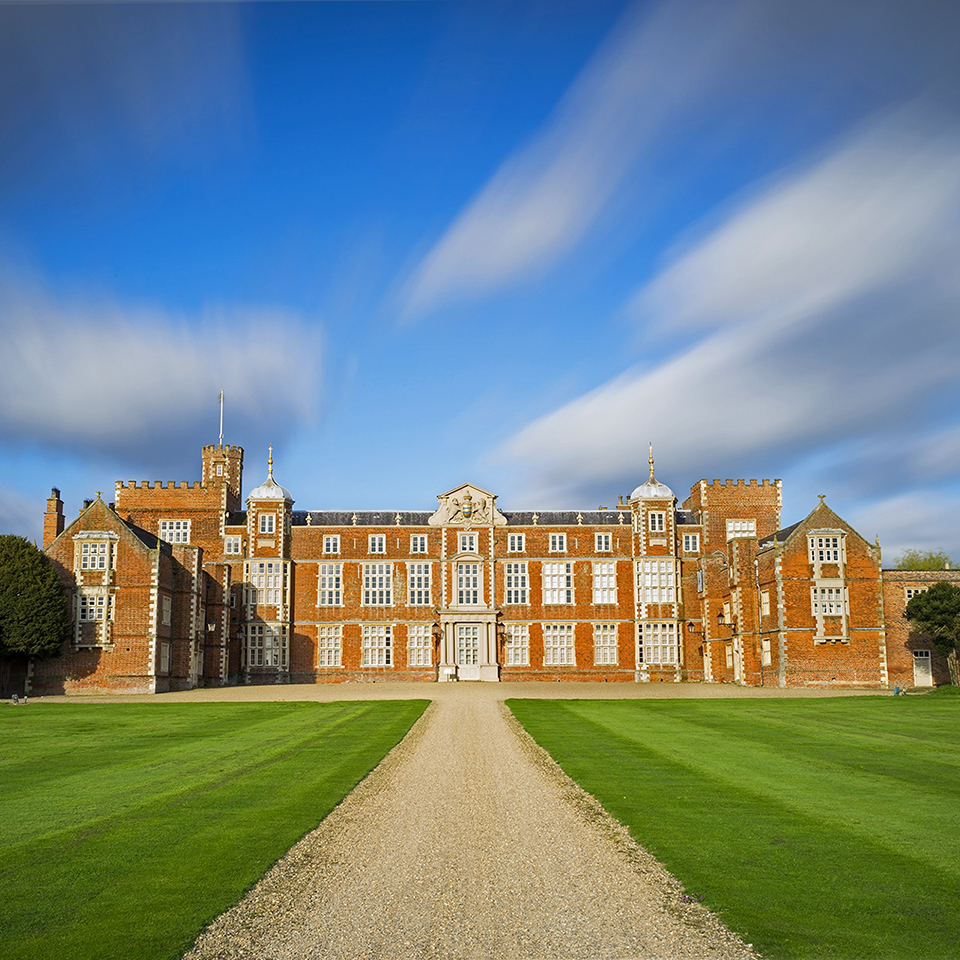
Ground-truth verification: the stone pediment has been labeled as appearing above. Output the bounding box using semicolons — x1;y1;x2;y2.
429;483;507;527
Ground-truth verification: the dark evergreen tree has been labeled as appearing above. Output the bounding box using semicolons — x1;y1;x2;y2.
0;535;70;662
905;581;960;685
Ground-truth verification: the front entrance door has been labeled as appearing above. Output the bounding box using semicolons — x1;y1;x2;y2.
457;624;481;681
913;650;933;687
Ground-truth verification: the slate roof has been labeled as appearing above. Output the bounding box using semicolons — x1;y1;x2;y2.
759;520;801;547
233;508;700;527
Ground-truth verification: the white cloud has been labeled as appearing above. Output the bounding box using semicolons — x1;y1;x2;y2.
849;491;960;563
633;112;960;334
498;114;960;506
399;0;762;316
0;268;321;457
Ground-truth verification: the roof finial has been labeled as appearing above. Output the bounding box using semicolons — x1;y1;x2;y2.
648;442;656;481
818;493;826;504
268;444;274;479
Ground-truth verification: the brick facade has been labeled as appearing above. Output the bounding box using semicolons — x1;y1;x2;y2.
32;442;958;694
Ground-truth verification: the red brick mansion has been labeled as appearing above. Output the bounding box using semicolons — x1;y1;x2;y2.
33;442;956;694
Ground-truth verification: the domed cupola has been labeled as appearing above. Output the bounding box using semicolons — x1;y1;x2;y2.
630;444;674;502
247;446;293;503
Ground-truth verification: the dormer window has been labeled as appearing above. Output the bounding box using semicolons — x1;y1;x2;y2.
79;541;114;570
809;536;842;562
259;514;275;535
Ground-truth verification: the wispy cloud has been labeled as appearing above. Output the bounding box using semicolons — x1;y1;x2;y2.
0;266;321;464
498;113;960;509
399;0;762;317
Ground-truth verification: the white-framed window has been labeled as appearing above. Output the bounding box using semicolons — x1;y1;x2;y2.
407;623;433;666
592;562;616;604
594;623;617;665
761;638;772;666
224;535;241;555
159;642;170;672
246;624;288;668
809;536;841;562
369;534;386;554
78;592;113;621
362;624;392;666
216;463;224;476
725;643;734;668
363;563;392;605
638;559;675;603
543;562;574;604
595;533;612;552
761;590;770;616
250;561;286;606
505;562;528;604
905;588;925;600
161;596;172;626
457;563;481;605
504;623;529;665
459;533;477;553
648;512;665;533
160;519;191;544
543;623;575;666
318;563;341;606
323;535;340;554
640;621;676;664
811;586;846;615
410;535;428;553
79;541;114;570
683;533;700;553
549;533;566;552
508;533;525;552
408;562;431;605
317;625;342;667
258;514;275;535
726;519;756;540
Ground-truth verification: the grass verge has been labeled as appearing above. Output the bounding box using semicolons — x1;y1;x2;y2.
508;694;960;960
0;699;427;960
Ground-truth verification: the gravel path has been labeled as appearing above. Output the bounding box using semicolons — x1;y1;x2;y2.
183;685;762;960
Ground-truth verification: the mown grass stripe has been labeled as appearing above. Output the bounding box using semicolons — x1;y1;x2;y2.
551;698;959;873
0;700;427;960
508;695;960;960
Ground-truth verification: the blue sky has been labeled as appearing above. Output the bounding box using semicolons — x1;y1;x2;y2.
2;0;960;562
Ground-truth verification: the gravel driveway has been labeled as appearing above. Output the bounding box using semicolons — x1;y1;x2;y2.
182;683;770;960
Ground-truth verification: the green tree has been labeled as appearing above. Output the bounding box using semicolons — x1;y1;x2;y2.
0;535;70;664
905;581;960;686
893;549;955;570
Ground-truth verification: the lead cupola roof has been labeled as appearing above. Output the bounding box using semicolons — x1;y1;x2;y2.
247;446;293;502
629;444;675;501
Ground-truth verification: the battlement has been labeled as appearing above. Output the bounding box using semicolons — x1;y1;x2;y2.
703;478;780;487
202;444;243;456
115;480;202;490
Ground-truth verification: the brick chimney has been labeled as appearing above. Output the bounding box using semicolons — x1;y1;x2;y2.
43;487;64;549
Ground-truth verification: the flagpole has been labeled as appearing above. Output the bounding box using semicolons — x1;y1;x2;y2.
219;391;224;445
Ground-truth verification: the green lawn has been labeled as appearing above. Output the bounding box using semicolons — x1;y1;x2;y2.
0;699;427;960
508;691;960;960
